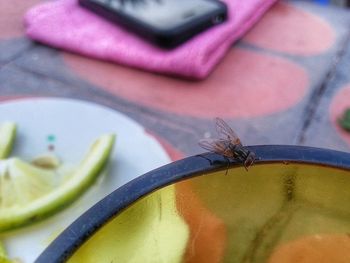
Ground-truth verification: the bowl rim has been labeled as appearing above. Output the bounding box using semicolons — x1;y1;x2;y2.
35;145;350;263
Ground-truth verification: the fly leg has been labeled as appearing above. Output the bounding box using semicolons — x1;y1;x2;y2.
196;154;215;165
196;154;231;175
224;156;230;175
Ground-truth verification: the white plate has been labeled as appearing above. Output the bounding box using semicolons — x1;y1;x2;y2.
0;98;171;263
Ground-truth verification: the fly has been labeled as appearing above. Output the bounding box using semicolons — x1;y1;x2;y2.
199;117;256;171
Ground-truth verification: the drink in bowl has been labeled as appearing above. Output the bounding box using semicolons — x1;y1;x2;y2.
37;146;350;263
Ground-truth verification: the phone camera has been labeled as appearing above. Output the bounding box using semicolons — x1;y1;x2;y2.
212;15;224;24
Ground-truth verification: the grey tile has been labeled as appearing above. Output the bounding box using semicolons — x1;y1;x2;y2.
0;38;33;64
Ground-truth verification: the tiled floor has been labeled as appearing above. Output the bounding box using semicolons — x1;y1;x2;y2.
1;0;350;158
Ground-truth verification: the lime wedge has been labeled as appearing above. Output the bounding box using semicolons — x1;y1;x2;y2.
0;134;115;232
0;123;16;159
0;256;13;263
0;241;13;263
0;123;17;262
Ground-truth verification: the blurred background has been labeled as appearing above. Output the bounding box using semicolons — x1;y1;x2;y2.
1;0;350;261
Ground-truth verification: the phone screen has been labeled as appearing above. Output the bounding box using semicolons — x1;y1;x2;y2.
91;0;224;30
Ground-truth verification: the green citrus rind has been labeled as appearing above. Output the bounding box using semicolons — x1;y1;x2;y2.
0;241;12;263
0;134;115;233
0;123;16;160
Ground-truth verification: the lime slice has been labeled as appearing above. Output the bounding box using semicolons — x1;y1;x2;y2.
0;134;115;232
0;241;7;259
0;122;17;263
0;123;16;159
0;256;13;263
0;241;13;263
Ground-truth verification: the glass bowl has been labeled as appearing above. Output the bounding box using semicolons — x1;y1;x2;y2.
36;145;350;263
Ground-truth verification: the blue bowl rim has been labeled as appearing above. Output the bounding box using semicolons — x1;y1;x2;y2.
35;145;350;263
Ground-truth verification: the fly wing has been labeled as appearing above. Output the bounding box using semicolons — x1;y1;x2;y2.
199;138;232;157
215;117;242;145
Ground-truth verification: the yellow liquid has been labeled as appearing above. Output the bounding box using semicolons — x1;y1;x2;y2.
68;163;350;263
68;185;189;263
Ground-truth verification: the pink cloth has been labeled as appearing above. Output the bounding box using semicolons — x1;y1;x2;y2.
24;0;277;79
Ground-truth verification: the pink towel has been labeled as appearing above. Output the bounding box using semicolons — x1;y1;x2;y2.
24;0;277;79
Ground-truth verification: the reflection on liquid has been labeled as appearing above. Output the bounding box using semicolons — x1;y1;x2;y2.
267;234;350;263
68;185;189;263
69;163;350;263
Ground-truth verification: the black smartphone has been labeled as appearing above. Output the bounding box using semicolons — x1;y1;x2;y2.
79;0;228;49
